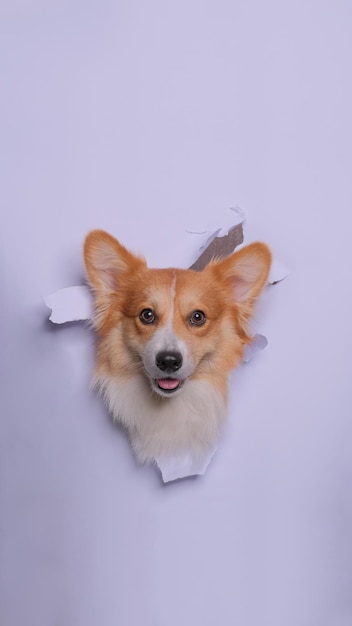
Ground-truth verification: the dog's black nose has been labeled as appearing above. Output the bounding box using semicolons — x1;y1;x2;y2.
156;351;183;373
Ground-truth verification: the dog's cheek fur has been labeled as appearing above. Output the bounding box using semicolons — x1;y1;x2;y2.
170;272;249;391
187;313;245;391
96;374;228;462
95;320;140;380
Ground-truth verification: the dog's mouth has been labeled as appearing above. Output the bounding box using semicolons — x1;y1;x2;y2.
154;377;183;394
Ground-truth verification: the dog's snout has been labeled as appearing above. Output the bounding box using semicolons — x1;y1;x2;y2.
156;351;183;373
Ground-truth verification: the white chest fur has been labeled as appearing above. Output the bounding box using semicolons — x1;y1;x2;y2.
95;373;227;478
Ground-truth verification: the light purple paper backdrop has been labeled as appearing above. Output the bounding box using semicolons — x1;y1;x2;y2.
1;2;352;625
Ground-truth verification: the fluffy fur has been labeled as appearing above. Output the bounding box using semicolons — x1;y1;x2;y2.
84;230;271;464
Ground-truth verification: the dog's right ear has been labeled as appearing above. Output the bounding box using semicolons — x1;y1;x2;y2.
84;230;146;293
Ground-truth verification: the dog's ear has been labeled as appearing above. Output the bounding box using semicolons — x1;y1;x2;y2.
213;242;272;305
84;230;146;293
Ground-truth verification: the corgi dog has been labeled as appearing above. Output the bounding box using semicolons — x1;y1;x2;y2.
84;230;271;467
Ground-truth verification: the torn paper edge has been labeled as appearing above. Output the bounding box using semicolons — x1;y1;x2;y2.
43;210;289;481
242;333;268;363
155;445;218;483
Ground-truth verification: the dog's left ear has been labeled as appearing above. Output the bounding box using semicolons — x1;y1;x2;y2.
213;242;272;304
84;229;146;293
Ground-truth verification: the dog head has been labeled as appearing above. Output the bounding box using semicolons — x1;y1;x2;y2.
84;230;271;398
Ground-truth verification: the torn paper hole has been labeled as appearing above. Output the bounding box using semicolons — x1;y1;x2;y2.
43;208;288;482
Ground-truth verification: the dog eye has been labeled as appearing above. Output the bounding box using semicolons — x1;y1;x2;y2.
189;310;207;326
139;308;156;324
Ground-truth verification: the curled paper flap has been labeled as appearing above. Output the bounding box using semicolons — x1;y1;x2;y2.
198;228;222;251
155;445;218;482
243;333;268;363
189;222;244;271
43;286;93;324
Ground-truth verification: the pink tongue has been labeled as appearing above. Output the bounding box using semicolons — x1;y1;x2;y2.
157;378;180;390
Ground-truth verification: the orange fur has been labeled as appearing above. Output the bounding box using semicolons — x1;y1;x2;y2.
84;230;271;464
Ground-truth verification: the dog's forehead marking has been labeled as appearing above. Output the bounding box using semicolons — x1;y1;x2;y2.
168;272;177;327
148;271;182;352
142;270;194;379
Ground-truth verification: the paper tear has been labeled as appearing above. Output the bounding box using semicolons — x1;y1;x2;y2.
43;209;288;481
199;229;222;251
189;222;244;271
43;286;93;324
155;445;217;482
